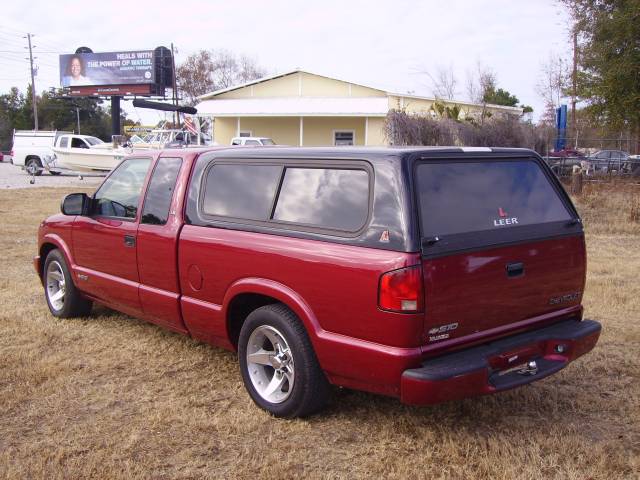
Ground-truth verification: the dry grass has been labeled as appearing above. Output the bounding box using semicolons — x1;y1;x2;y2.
0;185;639;480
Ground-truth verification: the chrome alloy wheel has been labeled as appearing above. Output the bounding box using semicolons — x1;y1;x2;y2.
46;260;66;311
246;325;295;404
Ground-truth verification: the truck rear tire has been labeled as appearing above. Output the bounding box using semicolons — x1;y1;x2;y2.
44;249;93;318
26;157;43;176
238;304;330;418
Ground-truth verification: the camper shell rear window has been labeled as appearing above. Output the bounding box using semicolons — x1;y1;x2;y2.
415;158;578;256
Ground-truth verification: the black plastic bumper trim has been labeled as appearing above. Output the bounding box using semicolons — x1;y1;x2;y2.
404;319;601;382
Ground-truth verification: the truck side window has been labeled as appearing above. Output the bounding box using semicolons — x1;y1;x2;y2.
93;158;152;219
71;138;89;149
273;168;369;231
59;137;69;148
141;157;183;225
202;164;281;220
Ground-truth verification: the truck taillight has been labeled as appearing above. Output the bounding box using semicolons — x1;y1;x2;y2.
378;265;424;313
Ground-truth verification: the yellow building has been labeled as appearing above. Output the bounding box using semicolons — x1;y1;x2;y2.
195;70;523;146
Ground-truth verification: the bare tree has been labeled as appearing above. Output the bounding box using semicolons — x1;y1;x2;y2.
536;53;569;125
465;62;496;104
465;68;479;104
177;49;266;105
238;55;266;83
212;50;239;89
176;50;217;105
422;64;458;100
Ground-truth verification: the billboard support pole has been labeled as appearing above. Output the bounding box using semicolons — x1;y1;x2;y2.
111;96;121;137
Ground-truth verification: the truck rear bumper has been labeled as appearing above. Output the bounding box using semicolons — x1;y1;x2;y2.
400;319;601;405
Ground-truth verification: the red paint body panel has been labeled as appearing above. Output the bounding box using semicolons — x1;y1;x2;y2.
179;296;232;349
422;236;586;341
138;285;187;334
178;226;424;348
136;173;185;331
72;216;142;313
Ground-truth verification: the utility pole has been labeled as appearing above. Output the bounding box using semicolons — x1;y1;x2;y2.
171;43;180;128
571;29;578;147
76;107;81;134
26;33;38;130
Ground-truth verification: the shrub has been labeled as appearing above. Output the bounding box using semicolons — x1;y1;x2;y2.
385;110;552;154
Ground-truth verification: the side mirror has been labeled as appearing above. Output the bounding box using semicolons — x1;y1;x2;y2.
61;193;91;216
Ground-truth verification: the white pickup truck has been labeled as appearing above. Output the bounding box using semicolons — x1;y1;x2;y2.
12;130;115;175
11;130;71;176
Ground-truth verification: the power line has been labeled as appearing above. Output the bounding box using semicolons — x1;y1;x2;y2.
0;38;26;49
0;24;27;35
0;50;60;54
30;32;71;51
0;31;25;45
0;28;25;38
0;56;30;64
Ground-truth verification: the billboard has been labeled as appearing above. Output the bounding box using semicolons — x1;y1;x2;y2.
59;50;155;88
64;84;158;97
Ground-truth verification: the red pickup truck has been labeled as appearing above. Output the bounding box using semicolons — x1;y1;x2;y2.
35;146;601;417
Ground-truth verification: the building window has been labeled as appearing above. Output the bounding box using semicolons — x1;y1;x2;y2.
334;131;354;146
239;131;252;137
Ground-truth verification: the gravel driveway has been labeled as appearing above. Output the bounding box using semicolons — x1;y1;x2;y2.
0;161;104;189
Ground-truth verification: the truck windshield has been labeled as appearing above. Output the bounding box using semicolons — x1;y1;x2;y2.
415;159;573;238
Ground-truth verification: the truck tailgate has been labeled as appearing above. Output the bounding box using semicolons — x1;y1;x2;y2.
422;234;585;343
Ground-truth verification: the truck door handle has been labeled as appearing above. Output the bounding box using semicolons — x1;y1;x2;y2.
124;235;136;247
506;262;524;278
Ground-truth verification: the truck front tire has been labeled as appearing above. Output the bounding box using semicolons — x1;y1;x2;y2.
238;304;330;418
44;249;92;318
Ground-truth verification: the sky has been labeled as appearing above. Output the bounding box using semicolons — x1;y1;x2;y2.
0;0;572;127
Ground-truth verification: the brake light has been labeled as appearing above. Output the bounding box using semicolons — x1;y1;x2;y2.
378;265;424;313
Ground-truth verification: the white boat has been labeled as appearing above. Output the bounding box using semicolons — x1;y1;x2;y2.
51;134;128;172
130;128;184;149
131;128;210;149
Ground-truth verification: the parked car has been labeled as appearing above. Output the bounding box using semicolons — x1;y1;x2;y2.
230;136;275;146
35;146;601;417
587;149;630;173
546;148;588;176
623;154;640;176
